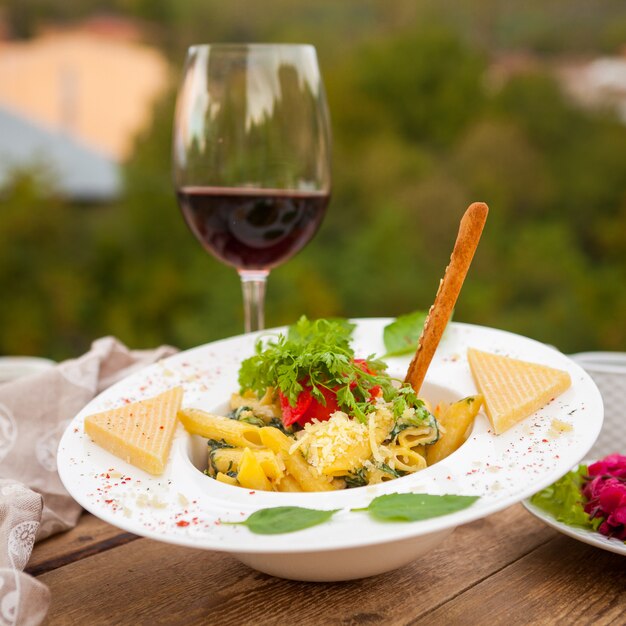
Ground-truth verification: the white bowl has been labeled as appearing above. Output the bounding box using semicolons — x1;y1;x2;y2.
57;320;603;581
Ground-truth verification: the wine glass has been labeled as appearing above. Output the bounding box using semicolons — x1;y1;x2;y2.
173;44;331;332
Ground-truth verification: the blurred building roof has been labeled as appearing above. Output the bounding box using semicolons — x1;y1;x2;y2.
558;56;626;124
0;105;121;201
489;50;626;125
0;21;170;161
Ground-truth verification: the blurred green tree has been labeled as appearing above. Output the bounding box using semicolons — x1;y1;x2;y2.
1;4;626;359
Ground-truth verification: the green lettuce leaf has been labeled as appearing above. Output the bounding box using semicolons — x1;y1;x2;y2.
530;465;592;528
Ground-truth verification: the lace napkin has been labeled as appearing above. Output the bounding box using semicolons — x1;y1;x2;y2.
0;337;177;626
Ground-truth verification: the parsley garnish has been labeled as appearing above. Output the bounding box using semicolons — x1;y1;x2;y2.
238;316;430;424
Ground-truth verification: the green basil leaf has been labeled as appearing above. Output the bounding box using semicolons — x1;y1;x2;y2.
383;311;428;357
227;506;339;534
355;493;479;522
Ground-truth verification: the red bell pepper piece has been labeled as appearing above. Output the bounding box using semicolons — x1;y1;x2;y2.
279;388;312;427
279;385;340;427
278;358;381;427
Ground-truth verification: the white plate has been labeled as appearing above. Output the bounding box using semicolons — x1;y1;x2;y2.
523;468;626;557
58;320;603;581
0;356;55;383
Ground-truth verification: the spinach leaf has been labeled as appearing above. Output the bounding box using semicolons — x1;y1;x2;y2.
207;438;233;450
344;467;368;488
224;506;339;534
383;310;428;357
378;463;406;479
206;439;234;479
238;413;266;427
227;405;266;427
268;417;296;435
388;405;440;443
353;493;478;521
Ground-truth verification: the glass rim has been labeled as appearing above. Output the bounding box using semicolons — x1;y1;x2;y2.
188;43;316;54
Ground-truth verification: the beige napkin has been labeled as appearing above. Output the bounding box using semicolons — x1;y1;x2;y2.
0;337;177;626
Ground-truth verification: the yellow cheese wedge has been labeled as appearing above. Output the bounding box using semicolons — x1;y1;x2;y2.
84;386;183;475
467;348;571;435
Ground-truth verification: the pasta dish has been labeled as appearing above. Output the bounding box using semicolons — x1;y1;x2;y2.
179;317;481;492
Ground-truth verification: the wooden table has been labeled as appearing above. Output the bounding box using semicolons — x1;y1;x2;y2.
28;503;625;625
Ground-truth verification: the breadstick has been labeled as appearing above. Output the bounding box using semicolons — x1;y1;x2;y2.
405;202;488;393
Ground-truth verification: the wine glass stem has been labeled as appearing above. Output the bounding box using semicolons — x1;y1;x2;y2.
239;270;269;333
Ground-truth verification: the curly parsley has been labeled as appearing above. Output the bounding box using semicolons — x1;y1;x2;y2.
238;316;433;425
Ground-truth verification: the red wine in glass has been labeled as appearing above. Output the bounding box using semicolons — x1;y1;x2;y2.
177;187;329;271
173;44;331;332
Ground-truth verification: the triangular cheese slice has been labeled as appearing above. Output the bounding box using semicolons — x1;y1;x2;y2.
84;386;183;475
467;348;571;435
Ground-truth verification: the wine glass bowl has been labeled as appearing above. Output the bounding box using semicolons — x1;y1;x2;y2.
175;187;329;271
173;44;331;331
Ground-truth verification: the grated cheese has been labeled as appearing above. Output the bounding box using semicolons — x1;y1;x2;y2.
289;405;400;475
548;418;573;438
368;413;384;464
291;412;369;474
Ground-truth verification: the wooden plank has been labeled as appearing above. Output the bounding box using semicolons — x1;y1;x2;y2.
420;534;626;626
39;505;555;625
28;513;138;576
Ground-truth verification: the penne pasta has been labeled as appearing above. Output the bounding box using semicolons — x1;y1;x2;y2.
178;408;263;448
229;389;280;421
386;444;427;473
237;447;273;491
259;427;335;492
175;311;494;491
397;426;437;449
215;472;238;486
426;395;483;465
365;466;398;485
318;440;372;477
209;448;238;477
276;475;302;492
211;447;285;480
179;318;483;493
